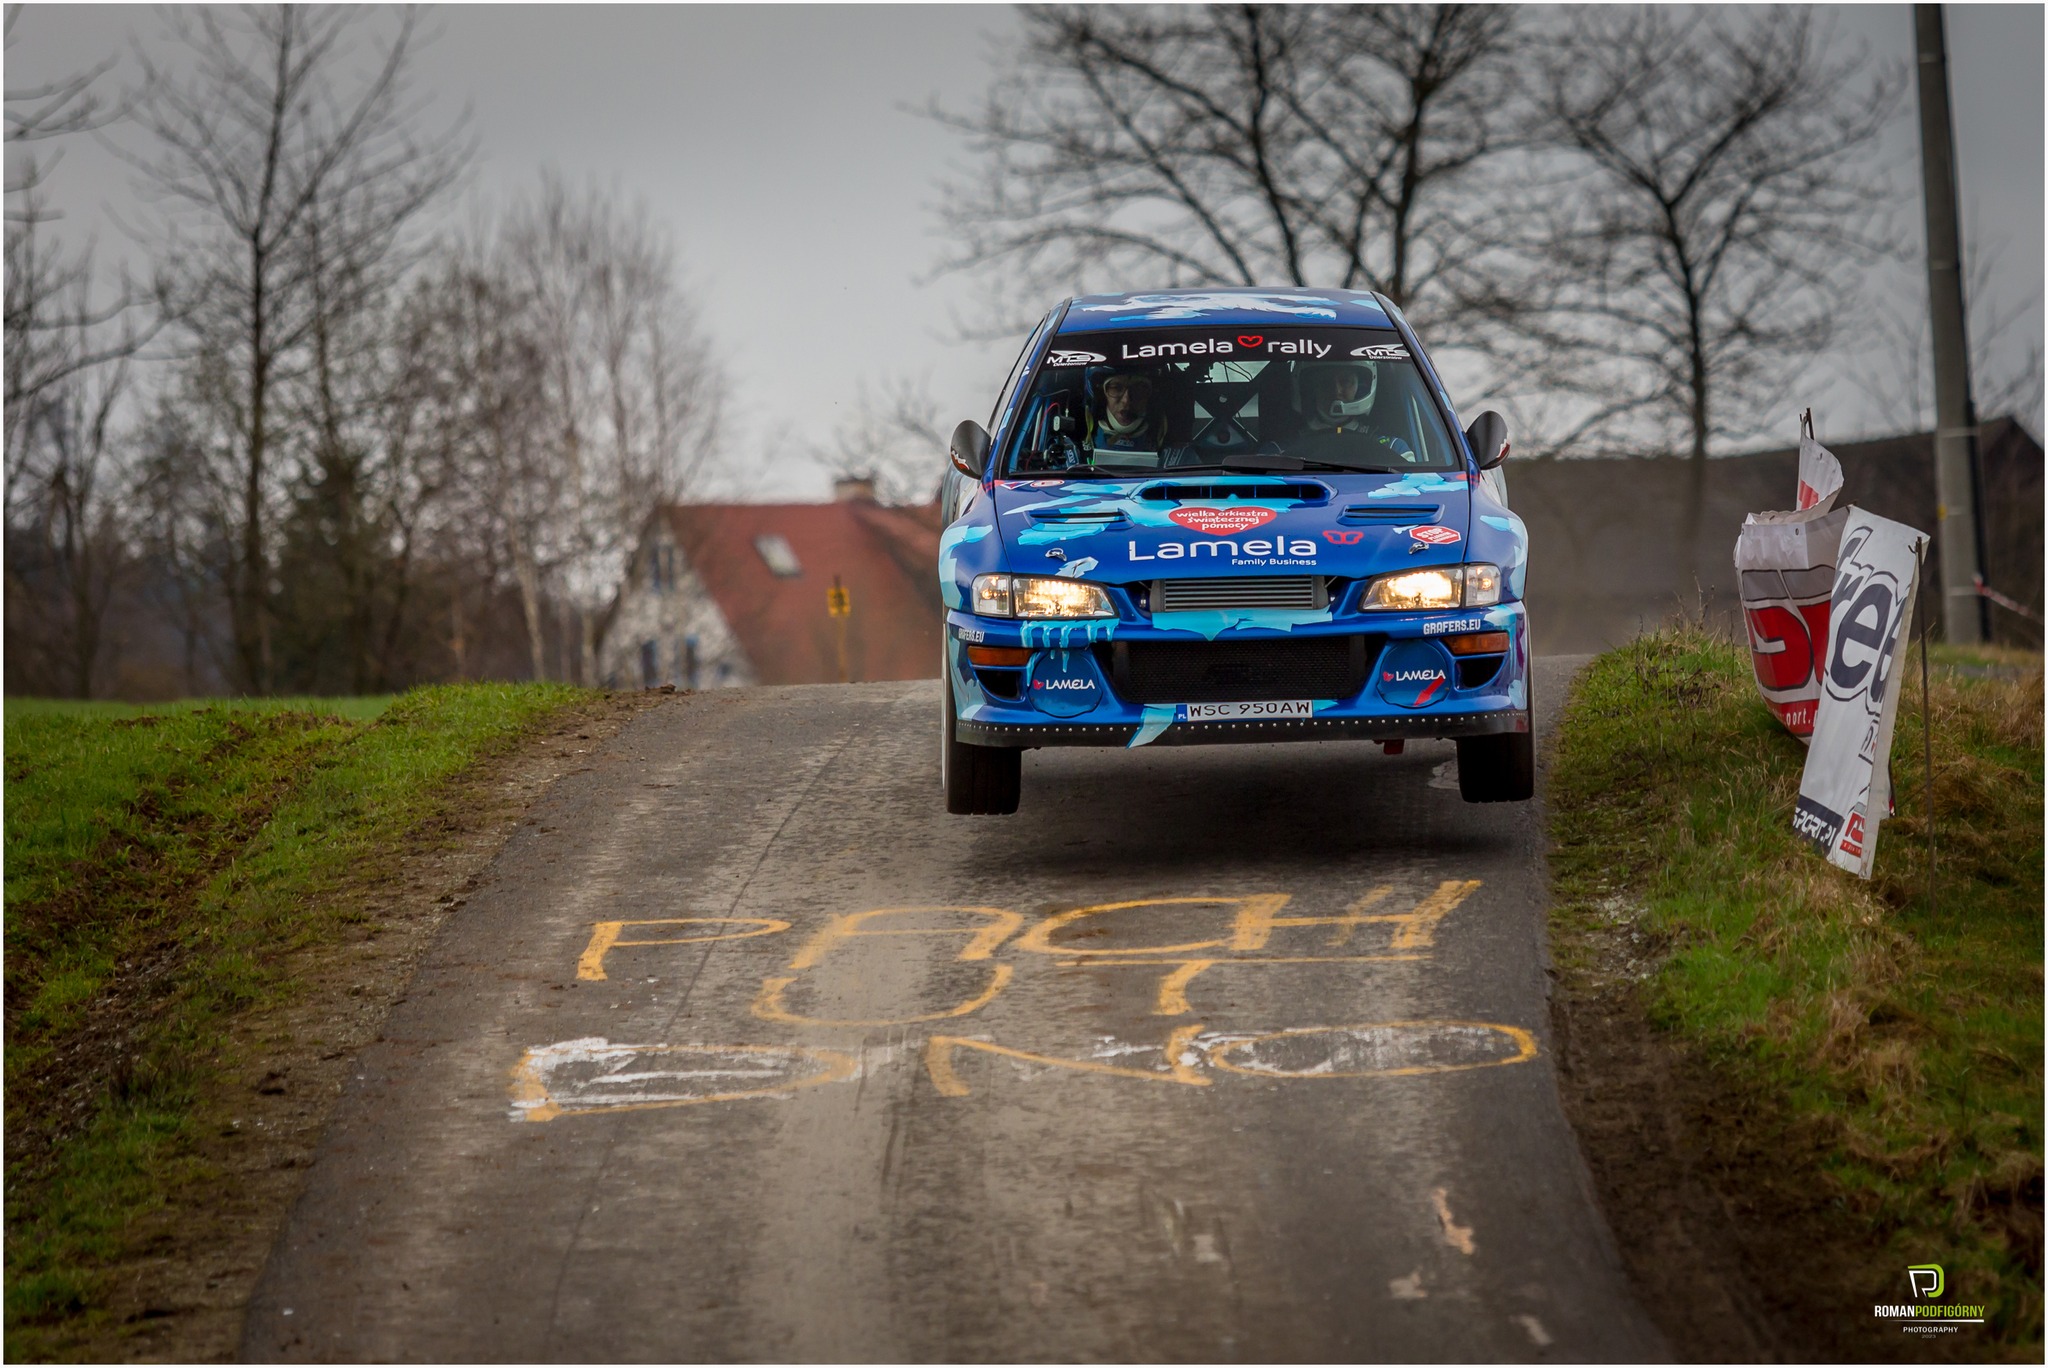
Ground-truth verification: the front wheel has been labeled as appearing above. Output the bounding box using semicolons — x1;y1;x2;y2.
1455;731;1534;803
942;670;1021;814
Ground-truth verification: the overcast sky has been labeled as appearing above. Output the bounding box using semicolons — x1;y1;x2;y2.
7;4;2042;499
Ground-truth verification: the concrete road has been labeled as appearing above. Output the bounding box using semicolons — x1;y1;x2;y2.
246;657;1664;1362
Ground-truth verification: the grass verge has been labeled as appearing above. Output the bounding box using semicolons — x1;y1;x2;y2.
1548;628;2042;1357
4;683;591;1350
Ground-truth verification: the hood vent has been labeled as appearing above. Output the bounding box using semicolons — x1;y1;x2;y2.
1026;508;1128;527
1154;576;1329;612
1138;481;1330;504
1339;502;1443;526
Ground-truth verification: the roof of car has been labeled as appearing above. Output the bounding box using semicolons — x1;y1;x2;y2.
1055;286;1393;333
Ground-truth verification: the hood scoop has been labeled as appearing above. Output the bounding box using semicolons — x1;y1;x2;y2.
1339;502;1444;526
1137;481;1331;505
1026;507;1128;527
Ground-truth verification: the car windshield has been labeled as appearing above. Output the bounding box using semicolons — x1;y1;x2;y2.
1000;327;1460;478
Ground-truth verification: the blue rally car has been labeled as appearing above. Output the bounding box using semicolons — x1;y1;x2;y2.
938;287;1531;814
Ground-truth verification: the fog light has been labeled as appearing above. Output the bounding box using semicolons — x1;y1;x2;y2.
967;645;1033;667
1443;631;1510;656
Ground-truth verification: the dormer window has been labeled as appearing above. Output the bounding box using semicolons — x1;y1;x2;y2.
754;534;802;577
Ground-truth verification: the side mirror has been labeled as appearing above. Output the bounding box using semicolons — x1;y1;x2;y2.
1465;410;1509;470
949;419;992;479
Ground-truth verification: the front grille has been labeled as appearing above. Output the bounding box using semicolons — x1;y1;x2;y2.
1096;635;1381;704
1340;502;1442;525
1155;576;1327;612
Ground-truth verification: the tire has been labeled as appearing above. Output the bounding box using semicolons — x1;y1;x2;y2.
942;668;1021;814
1456;730;1534;803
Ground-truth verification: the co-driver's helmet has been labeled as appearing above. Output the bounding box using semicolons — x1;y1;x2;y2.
1295;360;1378;425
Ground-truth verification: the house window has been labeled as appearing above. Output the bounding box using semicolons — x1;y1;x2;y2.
753;533;802;577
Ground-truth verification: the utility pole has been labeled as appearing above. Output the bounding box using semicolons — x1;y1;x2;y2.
1913;4;1990;643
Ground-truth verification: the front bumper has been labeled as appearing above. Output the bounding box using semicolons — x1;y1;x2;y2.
947;602;1530;749
957;709;1526;748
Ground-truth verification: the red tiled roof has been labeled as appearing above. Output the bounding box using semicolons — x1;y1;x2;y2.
663;500;944;684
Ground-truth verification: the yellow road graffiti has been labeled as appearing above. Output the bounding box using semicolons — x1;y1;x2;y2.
1066;955;1431;1016
525;881;1519;1117
787;905;1022;969
1015;894;1293;958
926;1023;1210;1097
752;964;1015;1028
1358;880;1482;951
1206;1021;1538;1079
1230;886;1388;950
577;917;792;981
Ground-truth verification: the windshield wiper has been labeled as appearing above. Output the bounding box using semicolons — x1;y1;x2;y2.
1216;455;1405;474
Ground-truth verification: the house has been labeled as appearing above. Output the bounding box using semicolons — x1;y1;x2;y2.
1510;416;2043;652
601;476;945;690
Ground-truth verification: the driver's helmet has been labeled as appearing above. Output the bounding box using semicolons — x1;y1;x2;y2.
1295;360;1378;426
1085;365;1161;439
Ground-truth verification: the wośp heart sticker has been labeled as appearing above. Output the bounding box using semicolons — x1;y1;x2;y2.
1169;506;1277;536
1236;335;1265;349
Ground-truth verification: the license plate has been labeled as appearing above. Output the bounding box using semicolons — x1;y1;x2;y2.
1177;700;1314;721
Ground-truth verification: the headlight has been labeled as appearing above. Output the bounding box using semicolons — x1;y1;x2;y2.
1361;563;1502;610
1463;562;1502;607
971;573;1115;618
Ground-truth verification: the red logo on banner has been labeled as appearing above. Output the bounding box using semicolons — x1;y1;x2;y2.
1409;525;1461;546
1169;506;1277;536
1743;599;1834;736
1236;335;1264;349
1839;811;1866;857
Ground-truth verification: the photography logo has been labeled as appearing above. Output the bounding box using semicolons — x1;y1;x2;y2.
1873;1263;1985;1335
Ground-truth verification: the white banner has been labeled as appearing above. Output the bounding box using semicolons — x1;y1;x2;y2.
1794;508;1929;878
1735;430;1847;738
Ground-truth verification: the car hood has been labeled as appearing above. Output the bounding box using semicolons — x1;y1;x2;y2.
987;471;1475;582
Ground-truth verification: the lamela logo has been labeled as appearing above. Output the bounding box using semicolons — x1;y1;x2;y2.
1872;1263;1985;1335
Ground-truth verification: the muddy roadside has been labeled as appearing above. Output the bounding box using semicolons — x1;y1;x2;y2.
1548;910;1998;1364
63;689;669;1364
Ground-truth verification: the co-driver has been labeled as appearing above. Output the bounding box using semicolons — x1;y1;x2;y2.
1290;361;1417;466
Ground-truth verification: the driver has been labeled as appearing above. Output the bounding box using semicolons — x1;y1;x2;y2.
1084;366;1168;462
1292;361;1417;464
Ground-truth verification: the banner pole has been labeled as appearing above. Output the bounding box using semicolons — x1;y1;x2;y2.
1918;542;1936;915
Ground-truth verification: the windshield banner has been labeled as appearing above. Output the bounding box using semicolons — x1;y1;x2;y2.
1735;428;1848;738
1793;508;1928;879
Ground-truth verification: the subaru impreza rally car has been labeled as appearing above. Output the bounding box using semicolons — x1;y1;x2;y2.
938;287;1531;814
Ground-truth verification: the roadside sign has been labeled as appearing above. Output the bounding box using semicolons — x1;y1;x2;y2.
1795;508;1928;878
827;577;851;618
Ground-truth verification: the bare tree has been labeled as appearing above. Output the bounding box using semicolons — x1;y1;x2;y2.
127;4;469;692
1476;7;1898;553
497;176;723;682
1849;228;2044;440
808;374;945;506
396;179;724;684
2;350;133;696
130;383;237;695
5;5;161;696
398;242;558;680
932;4;1522;332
